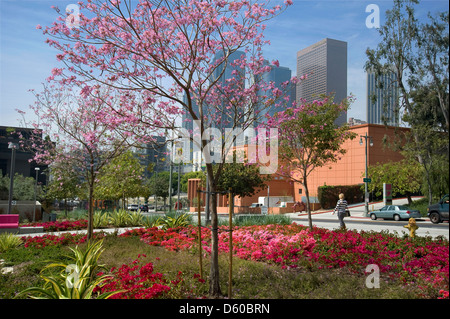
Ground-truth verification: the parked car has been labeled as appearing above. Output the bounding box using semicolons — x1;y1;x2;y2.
370;205;421;221
127;204;139;211
428;194;449;224
139;205;149;212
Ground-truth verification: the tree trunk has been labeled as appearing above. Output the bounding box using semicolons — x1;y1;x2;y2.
87;160;95;241
87;183;94;241
406;192;412;206
208;181;222;298
303;177;313;230
424;167;433;205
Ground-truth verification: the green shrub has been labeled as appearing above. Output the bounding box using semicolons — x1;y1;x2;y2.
232;214;291;226
158;212;192;230
405;197;430;216
16;240;121;299
93;211;109;228
0;232;23;253
108;209;129;227
128;211;144;226
318;184;363;209
142;215;161;228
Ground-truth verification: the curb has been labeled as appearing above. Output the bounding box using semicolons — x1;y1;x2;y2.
293;196;428;220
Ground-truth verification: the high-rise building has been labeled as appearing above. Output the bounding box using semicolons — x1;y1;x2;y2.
180;50;246;172
180;93;200;173
138;136;168;178
254;60;295;126
0;126;47;185
296;38;347;126
366;70;399;126
211;50;246;130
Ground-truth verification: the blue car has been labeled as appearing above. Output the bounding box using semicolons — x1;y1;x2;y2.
427;194;449;224
370;205;421;221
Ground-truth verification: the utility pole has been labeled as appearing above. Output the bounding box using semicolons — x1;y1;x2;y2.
7;142;18;214
360;132;373;217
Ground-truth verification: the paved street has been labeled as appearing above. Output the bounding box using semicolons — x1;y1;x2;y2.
286;197;449;239
17;197;448;240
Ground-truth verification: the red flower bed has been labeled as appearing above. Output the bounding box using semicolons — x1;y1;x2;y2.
15;223;449;298
21;219;88;232
120;224;449;298
21;232;106;249
96;255;172;299
94;254;207;299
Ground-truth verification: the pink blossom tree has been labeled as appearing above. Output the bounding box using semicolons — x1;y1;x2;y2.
262;95;357;230
38;0;295;297
20;83;158;240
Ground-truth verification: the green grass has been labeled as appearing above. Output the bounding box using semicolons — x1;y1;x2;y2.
1;234;422;299
0;244;73;299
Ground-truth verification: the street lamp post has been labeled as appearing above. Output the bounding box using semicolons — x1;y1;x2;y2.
7;142;18;215
177;160;181;210
167;132;174;213
154;156;158;213
360;133;373;217
176;143;182;211
34;167;40;222
168;152;173;213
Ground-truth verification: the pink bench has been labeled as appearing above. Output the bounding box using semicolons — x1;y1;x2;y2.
0;214;19;229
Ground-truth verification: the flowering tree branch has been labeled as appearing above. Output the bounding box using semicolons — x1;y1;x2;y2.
262;95;357;229
36;0;295;297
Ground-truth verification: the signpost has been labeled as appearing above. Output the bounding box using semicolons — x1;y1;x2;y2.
383;183;392;205
261;206;268;215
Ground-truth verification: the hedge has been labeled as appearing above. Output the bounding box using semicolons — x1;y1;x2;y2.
318;184;364;209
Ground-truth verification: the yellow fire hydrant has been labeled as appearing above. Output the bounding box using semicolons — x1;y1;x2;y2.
404;218;419;238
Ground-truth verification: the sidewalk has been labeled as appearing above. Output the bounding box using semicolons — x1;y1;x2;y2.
287;196;427;220
15;226;140;238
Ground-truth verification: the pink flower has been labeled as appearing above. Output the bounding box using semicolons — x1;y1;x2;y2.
80;85;92;98
51;68;63;76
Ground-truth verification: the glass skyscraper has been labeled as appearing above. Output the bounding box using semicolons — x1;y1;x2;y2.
181;50;246;171
254;60;295;126
366;70;399;126
296;38;347;126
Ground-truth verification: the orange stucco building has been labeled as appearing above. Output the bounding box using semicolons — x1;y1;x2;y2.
188;124;408;213
294;124;406;201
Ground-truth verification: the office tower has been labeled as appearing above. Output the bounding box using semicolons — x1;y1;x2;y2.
138;136;168;178
0;126;47;185
254;60;295;126
366;70;399;126
296;38;347;126
180;93;200;173
212;50;246;84
211;50;246;131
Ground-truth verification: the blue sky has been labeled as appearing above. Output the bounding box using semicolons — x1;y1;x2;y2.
0;0;448;127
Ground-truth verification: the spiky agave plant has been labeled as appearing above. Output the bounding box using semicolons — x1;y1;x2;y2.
128;210;144;226
16;239;122;299
0;232;23;253
108;209;129;227
93;211;109;228
158;213;191;230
